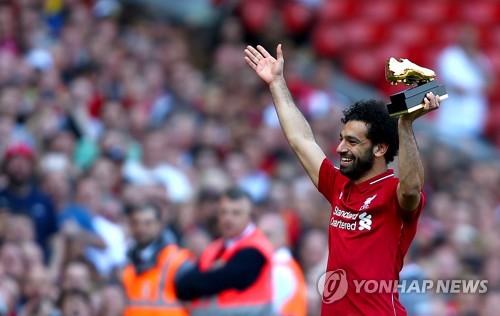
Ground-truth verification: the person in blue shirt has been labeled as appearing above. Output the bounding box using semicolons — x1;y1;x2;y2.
0;143;58;258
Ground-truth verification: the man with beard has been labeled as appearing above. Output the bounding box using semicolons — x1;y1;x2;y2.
0;143;58;257
245;45;441;316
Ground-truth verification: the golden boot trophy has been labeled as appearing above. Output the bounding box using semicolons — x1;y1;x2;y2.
385;57;448;117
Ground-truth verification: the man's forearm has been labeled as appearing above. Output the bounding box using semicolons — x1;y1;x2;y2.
269;78;315;147
398;119;424;198
80;231;107;249
175;249;265;300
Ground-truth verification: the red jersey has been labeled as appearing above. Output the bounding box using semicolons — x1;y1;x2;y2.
318;158;425;316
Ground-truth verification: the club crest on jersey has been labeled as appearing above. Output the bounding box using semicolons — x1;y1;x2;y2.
359;194;377;211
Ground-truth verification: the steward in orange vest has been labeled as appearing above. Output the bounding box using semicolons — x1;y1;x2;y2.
122;204;193;316
175;187;274;316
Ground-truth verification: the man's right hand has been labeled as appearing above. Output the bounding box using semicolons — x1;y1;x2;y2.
244;44;284;86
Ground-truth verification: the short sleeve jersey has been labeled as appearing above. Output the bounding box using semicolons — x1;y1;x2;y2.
318;158;425;316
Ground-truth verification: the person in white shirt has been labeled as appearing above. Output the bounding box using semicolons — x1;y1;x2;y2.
436;26;495;140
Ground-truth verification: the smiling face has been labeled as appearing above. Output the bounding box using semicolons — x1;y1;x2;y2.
337;120;376;181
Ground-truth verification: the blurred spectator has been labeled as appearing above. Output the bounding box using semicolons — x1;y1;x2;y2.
58;289;93;316
123;129;193;203
21;241;45;270
225;150;271;203
180;227;212;260
18;265;58;316
62;260;94;293
258;212;307;316
176;187;274;315
4;213;35;243
299;229;328;316
436;26;496;141
0;143;58;256
193;189;221;238
58;177;107;268
0;275;20;316
0;241;27;282
85;197;127;278
89;157;121;195
41;170;73;212
136;0;220;27
94;282;126;316
122;204;193;315
481;291;500;316
399;251;431;316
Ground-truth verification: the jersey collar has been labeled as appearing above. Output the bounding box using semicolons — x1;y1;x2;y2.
354;169;395;192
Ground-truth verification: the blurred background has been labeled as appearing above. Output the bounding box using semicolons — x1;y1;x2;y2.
0;0;498;315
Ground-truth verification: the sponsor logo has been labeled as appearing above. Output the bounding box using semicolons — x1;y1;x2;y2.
358;212;372;231
330;207;374;231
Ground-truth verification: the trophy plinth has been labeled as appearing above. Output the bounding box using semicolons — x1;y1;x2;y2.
385;58;448;117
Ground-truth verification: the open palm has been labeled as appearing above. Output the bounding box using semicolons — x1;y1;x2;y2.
244;45;284;85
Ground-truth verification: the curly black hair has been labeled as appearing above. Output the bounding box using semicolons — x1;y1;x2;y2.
341;99;399;163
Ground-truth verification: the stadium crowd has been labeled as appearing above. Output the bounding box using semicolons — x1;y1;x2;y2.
0;0;498;315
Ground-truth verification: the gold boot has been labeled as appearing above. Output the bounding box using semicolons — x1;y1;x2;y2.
385;57;435;85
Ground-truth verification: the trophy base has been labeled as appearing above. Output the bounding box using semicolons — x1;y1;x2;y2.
387;81;447;117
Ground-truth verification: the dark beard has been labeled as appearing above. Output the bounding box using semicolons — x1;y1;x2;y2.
7;172;31;191
339;146;375;181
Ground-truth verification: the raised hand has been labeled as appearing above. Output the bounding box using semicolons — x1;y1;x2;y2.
244;44;284;85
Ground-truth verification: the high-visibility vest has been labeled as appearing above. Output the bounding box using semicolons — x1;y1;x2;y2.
189;227;274;316
274;250;307;316
122;244;191;316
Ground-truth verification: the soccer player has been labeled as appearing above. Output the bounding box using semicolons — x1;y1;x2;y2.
244;44;441;315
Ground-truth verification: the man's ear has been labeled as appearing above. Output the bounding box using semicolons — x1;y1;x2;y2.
373;144;388;158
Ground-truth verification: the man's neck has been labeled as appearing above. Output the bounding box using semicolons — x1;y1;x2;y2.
136;236;163;261
353;163;388;185
224;223;255;248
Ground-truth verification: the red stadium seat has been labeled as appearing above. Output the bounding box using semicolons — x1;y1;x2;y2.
312;23;347;58
485;25;500;48
484;101;500;147
358;1;407;22
341;49;384;86
459;2;500;25
375;43;410;64
341;21;387;48
238;0;273;34
282;2;315;36
408;1;456;23
318;0;358;23
485;47;500;77
436;23;461;47
388;22;435;47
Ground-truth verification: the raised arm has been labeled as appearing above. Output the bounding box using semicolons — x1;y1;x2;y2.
244;44;326;187
397;92;441;212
